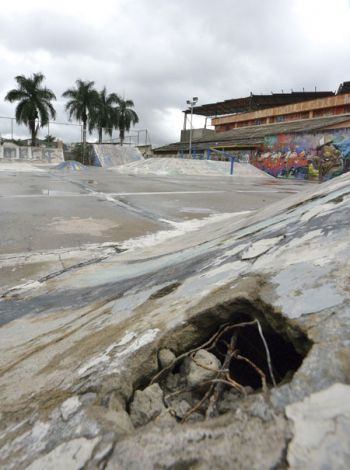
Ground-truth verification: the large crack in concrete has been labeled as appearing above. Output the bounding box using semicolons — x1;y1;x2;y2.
1;173;350;468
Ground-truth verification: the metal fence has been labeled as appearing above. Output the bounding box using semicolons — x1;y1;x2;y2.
0;116;151;147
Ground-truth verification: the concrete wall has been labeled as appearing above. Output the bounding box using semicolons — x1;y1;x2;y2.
0;143;64;164
137;144;153;158
180;128;215;143
251;127;350;180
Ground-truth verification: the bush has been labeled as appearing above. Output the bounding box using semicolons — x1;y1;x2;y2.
69;143;94;165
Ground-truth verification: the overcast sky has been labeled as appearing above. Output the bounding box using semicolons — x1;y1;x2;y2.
1;0;350;146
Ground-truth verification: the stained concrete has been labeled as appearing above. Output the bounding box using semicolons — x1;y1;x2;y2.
0;163;349;469
0;166;305;295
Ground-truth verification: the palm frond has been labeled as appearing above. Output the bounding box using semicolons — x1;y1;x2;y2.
5;89;28;102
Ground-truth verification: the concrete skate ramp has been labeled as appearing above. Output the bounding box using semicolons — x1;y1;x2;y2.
54;160;86;171
111;157;274;178
0;161;47;172
93;144;143;167
1;172;350;469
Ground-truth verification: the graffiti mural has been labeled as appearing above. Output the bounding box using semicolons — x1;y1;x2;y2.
251;128;350;180
0;143;64;163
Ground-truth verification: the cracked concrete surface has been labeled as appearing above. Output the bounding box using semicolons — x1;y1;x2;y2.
0;166;349;469
286;383;350;469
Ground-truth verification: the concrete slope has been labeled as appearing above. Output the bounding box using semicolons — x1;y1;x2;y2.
112;156;274;178
0;162;47;172
93;144;143;167
1;173;350;469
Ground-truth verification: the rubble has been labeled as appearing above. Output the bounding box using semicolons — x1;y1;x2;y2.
186;349;222;387
158;348;176;369
129;384;166;427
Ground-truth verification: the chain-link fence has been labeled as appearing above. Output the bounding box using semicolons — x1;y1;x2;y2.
0;116;150;147
0;116;82;144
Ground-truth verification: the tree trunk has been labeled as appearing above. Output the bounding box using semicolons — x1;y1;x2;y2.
98;127;103;144
120;128;124;146
30;114;38;147
82;121;87;165
31;127;36;147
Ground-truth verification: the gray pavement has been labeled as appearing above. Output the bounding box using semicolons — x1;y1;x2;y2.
0;166;349;470
0;167;313;255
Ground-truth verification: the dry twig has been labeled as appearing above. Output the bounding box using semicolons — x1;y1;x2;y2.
233;352;268;392
181;383;216;423
206;331;238;418
150;322;231;385
153;317;277;422
190;353;229;374
255;319;277;387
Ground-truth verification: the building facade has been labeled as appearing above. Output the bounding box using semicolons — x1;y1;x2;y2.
168;83;350;180
212;93;350;132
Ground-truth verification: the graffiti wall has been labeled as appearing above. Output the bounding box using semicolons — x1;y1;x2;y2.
251;128;350;180
0;143;64;164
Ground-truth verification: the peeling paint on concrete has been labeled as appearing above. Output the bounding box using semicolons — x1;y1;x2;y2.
270;262;345;318
241;236;284;260
78;329;159;376
1;169;350;469
26;437;100;470
60;396;81;421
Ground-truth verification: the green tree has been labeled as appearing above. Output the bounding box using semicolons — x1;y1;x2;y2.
62;80;99;162
114;98;139;146
44;134;57;148
90;87;120;143
5;73;56;146
70;143;93;165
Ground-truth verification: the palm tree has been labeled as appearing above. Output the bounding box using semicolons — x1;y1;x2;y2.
44;134;57;148
90;87;120;143
114;98;139;146
62;80;99;162
5;73;56;146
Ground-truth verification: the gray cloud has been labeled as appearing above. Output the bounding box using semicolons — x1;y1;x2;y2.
1;0;350;145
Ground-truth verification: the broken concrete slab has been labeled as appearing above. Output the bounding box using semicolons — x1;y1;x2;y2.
129;384;165;427
0;172;350;468
186;349;222;387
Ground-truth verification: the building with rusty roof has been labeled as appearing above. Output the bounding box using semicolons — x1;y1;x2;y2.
154;83;350;180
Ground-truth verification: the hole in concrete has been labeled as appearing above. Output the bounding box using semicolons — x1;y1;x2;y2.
128;299;312;426
216;313;305;389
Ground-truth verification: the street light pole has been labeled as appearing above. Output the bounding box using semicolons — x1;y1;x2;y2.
186;97;198;158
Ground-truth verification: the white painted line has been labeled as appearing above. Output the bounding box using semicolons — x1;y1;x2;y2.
107;191;225;196
0;190;225;199
0;189;297;199
234;190;299;193
0;194;87;198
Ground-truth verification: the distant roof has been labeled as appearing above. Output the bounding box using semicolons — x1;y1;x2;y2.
185;91;335;117
337;81;350;94
154;114;350;153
